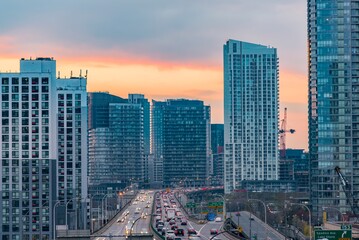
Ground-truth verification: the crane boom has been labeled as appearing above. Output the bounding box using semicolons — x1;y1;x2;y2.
279;108;295;159
335;166;359;219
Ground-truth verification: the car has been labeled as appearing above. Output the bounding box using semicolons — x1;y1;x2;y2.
210;228;218;235
188;228;197;235
215;217;222;222
141;228;148;234
166;230;176;240
169;219;176;225
145;204;150;208
188;235;201;240
171;225;178;230
157;224;164;232
249;217;255;221
175;228;184;236
156;221;164;227
180;219;187;225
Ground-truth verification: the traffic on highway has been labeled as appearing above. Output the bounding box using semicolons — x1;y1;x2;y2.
94;190;154;240
152;190;232;240
93;188;286;240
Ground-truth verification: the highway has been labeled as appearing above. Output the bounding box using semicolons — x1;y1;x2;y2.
94;191;154;240
233;211;285;240
152;190;233;240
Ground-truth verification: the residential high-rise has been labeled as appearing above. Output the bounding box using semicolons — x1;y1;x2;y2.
152;99;211;187
56;76;88;230
88;92;126;189
151;100;166;186
211;124;224;185
223;40;279;193
88;92;149;189
0;58;88;239
308;0;358;220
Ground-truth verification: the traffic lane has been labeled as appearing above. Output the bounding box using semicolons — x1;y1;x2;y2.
102;192;153;236
237;211;285;240
187;219;233;240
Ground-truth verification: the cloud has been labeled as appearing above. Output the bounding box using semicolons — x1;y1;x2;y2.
0;0;306;72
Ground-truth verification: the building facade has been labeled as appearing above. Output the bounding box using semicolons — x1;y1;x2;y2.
224;39;279;193
308;0;359;220
56;77;88;229
88;92;149;189
211;124;224;185
0;58;88;239
152;99;211;188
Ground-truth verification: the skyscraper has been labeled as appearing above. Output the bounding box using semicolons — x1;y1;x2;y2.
152;99;211;187
88;92;149;189
308;0;358;220
223;39;279;193
211;124;224;185
56;76;88;230
0;58;88;239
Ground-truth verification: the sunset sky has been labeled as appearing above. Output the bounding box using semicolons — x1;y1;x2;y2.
0;0;307;149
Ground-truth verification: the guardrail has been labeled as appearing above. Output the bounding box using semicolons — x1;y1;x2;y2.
91;192;136;237
150;191;165;240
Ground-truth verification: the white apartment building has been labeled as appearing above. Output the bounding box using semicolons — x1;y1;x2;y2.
223;40;279;193
0;58;88;239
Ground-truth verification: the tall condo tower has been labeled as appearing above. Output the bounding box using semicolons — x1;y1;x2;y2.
223;40;279;193
308;0;359;220
0;58;88;239
152;99;211;188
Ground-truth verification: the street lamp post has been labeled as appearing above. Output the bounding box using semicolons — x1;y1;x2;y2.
290;202;312;240
101;193;118;225
90;193;104;233
65;197;82;230
213;194;226;220
53;200;66;240
322;206;344;222
248;199;267;240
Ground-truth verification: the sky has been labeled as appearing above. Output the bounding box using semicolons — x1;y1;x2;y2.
0;0;307;150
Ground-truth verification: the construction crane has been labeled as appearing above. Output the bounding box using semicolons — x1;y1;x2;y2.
279;108;295;159
335;166;359;220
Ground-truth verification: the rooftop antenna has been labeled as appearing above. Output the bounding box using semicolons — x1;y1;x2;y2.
85;70;88;79
58;71;61;79
70;71;73;78
80;69;82;78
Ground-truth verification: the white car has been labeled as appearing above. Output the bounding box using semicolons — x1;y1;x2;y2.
215;217;222;222
166;230;176;240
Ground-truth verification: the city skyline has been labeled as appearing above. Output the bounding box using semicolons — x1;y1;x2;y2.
0;0;307;149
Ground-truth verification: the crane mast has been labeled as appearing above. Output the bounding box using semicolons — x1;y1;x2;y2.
279;108;295;159
335;166;359;219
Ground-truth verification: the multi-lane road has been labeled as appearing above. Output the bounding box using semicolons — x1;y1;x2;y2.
93;191;154;240
93;189;286;240
153;191;234;240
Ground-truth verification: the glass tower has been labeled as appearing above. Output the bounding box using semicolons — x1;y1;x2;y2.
308;0;359;221
152;99;211;188
223;39;279;194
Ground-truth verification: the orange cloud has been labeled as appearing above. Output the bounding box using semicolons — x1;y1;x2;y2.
0;48;308;150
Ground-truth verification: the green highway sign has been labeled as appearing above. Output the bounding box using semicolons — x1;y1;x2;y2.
314;230;352;240
186;202;197;208
208;201;223;208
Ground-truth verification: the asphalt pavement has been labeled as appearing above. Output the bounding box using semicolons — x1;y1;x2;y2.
95;191;154;240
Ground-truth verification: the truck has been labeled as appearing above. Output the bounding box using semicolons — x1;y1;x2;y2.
167;208;176;219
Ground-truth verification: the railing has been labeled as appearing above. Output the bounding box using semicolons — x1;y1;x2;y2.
150;191;165;240
57;229;90;238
